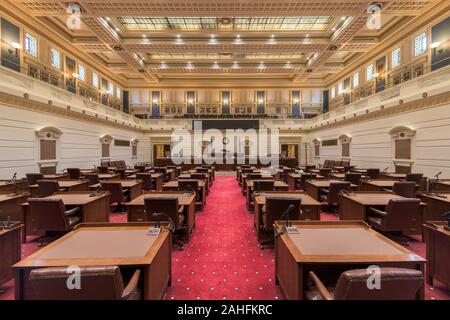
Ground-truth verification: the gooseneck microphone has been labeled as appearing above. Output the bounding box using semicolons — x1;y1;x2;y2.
11;172;17;182
186;184;196;195
382;167;389;173
152;212;175;233
152;212;163;229
280;204;295;228
434;172;442;180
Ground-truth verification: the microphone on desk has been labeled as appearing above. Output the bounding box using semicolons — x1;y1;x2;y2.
152;212;163;229
3;215;12;229
11;172;17;182
382;167;389;173
89;187;100;197
280;204;295;228
152;212;175;233
441;211;450;228
186;184;197;195
434;172;442;180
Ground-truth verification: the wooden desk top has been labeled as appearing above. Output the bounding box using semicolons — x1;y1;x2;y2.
13;223;168;267
289;173;325;179
307;179;357;188
43;174;69;179
30;180;88;189
363;180;397;188
276;221;424;263
24;191;109;206
340;192;405;205
0;180;13;186
247;180;288;188
330;173;346;179
0;222;22;237
434;180;450;186
0;193;29;202
164;180;205;188
103;180;143;188
98;173;120;179
255;192;320;206
126;192;195;206
382;173;407;179
127;173;163;179
424;221;450;236
418;192;450;202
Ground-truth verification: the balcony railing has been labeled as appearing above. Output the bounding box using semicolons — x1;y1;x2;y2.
1;57;122;110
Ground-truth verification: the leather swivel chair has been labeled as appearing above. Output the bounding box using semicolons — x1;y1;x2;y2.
323;160;331;168
28;198;80;245
190;173;206;180
144;197;186;249
178;179;202;207
37;180;62;197
253;180;275;193
283;168;295;183
97;166;109;174
67;168;81;179
298;173;316;191
406;173;423;184
305;268;423;300
196;167;208;174
114;169;126;179
260;196;302;248
26;173;44;185
30;266;141;300
101;181;128;212
366;168;380;179
320;181;351;212
136;173;153;191
84;173;101;190
319;168;332;179
391;181;416;198
154;167;168;181
134;165;146;173
304;165;316;173
367;198;420;244
345;172;362;186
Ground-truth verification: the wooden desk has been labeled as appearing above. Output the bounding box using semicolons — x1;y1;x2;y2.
0;193;29;226
98;173;120;180
330;173;346;180
417;192;450;225
0;222;22;284
361;180;397;191
254;192;321;242
104;180;143;201
381;173;407;180
29;179;89;197
127;173;164;192
126;192;196;242
433;180;450;192
246;180;289;210
275;220;425;300
0;180;15;193
13;223;171;300
423;221;450;287
179;172;210;194
163;180;206;209
21;192;110;239
339;191;426;235
43;174;69;180
305;179;357;201
287;173;325;191
242;174;274;194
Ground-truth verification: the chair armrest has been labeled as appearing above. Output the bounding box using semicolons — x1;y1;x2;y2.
121;269;141;300
65;207;80;216
320;188;329;194
381;188;393;193
308;271;333;300
369;207;388;216
178;205;185;214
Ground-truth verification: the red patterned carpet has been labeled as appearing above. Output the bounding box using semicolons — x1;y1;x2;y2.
1;175;449;300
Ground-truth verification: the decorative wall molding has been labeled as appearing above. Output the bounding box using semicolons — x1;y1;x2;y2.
35;126;63;139
379;87;401;101
388;126;416;138
99;135;113;144
337;134;352;143
131;138;139;146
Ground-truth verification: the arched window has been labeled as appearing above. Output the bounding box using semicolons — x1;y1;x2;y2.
100;135;113;159
131;139;139;158
388;126;416;173
35;127;63;174
312;139;321;158
338;135;352;159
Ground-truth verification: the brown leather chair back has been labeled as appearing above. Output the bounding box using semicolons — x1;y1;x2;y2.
304;165;316;173
115;169;126;179
190;173;205;180
84;173;100;186
134;165;146;173
30;266;127;300
253;180;275;192
319;168;332;178
28;198;70;231
144;197;181;228
37;180;60;197
67;168;81;179
264;197;302;229
366;168;380;179
323;160;331;168
333;268;423;300
345;172;362;185
136;173;152;191
300;173;316;190
392;181;416;198
97;166;109;174
196;168;208;174
26;173;44;185
282;168;295;182
341;160;350;166
406;173;423;185
100;161;110;167
327;181;351;203
248;173;263;180
382;199;420;230
154;167;167;174
178;179;199;192
101;182;124;203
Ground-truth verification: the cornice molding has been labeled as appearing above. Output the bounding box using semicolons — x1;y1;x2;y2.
0;93;142;133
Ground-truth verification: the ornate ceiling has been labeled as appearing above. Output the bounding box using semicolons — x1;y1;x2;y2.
6;0;445;84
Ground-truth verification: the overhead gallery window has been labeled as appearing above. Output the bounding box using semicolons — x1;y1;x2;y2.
331;86;336;99
414;32;427;57
366;64;374;81
78;64;86;81
353;72;359;88
25;33;37;57
92;73;99;88
50;48;61;69
391;48;401;69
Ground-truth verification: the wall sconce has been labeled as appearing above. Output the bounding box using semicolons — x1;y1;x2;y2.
223;99;229;105
431;41;443;55
293;99;299;105
72;73;79;79
9;42;22;57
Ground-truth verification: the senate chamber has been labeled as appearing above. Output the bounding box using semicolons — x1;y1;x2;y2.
0;0;449;304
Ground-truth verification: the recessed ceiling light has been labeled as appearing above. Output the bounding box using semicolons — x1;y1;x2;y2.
160;61;168;69
115;28;120;32
284;61;293;69
185;61;194;69
267;34;277;45
142;34;147;38
208;34;219;45
341;17;346;21
257;62;266;69
430;41;441;48
212;61;220;69
231;61;240;69
174;34;184;45
233;34;244;45
332;27;336;31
